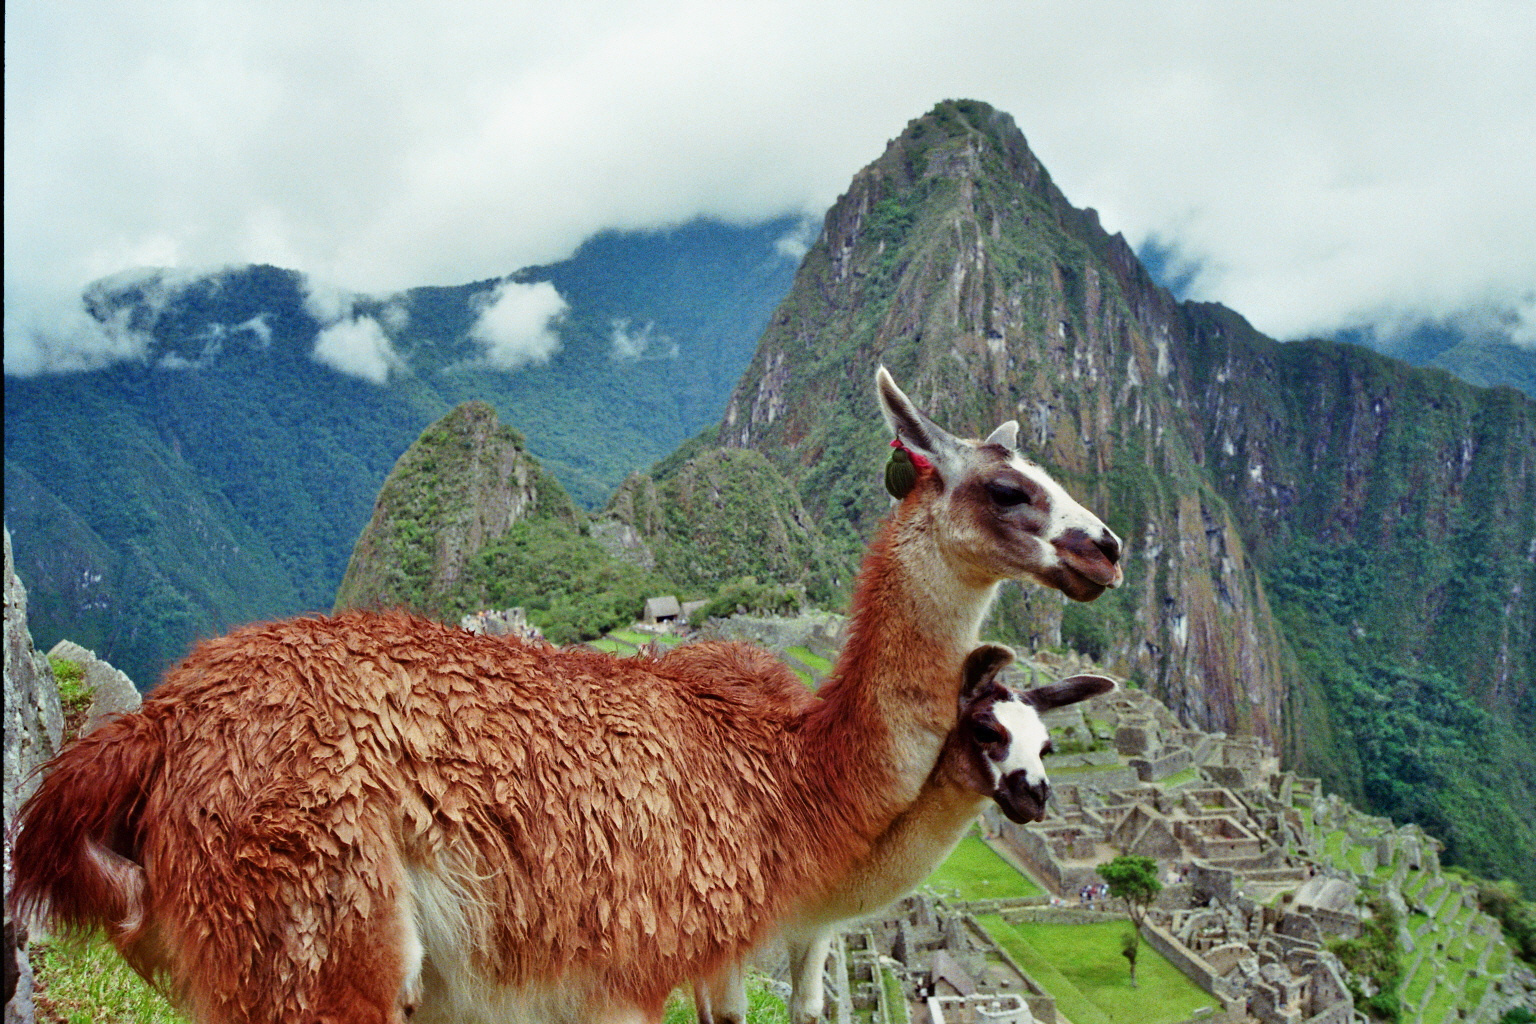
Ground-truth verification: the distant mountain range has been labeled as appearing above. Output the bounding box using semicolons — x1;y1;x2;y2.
5;218;805;684
4;99;1533;894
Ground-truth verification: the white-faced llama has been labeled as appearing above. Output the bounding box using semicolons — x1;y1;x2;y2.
8;367;1123;1024
693;644;1116;1024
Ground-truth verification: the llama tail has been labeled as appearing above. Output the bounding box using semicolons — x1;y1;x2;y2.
8;714;164;942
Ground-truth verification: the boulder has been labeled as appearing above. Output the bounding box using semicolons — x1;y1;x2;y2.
47;639;142;734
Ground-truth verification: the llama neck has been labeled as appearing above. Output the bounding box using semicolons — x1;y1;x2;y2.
803;502;1000;828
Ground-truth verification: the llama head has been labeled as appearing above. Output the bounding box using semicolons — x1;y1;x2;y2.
955;644;1117;823
876;366;1124;601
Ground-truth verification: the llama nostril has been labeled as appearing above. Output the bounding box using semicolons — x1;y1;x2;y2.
1097;533;1122;565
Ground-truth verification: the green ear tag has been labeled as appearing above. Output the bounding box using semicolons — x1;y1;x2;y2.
885;447;918;499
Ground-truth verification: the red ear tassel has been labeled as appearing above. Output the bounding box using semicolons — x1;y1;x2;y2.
890;438;932;470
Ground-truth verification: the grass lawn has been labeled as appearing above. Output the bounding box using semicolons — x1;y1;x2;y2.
611;628;680;646
586;637;629;654
979;916;1215;1024
1049;763;1130;779
1159;767;1200;788
924;834;1045;900
785;645;833;673
31;936;188;1024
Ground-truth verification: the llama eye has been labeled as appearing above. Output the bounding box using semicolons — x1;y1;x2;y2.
1042;741;1055;756
985;481;1031;507
970;721;1006;745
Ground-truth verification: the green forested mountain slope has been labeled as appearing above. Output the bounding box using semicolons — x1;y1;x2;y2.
709;99;1536;891
4;219;803;686
331;403;838;644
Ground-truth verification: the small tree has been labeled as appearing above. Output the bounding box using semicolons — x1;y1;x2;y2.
1098;855;1162;987
1120;926;1140;988
1097;855;1162;931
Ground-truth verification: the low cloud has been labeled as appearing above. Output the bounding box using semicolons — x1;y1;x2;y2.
6;2;1534;372
312;315;399;384
1511;297;1536;350
469;281;567;370
302;277;406;383
3;303;150;377
609;318;677;361
773;218;821;261
4;267;204;376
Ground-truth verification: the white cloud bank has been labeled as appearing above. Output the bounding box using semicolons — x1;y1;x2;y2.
312;316;399;384
470;281;567;370
302;279;407;383
5;0;1534;374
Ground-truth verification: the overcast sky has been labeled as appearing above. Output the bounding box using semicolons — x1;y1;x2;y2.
6;0;1535;375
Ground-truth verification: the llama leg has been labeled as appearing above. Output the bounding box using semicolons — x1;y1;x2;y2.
787;932;832;1024
693;962;748;1024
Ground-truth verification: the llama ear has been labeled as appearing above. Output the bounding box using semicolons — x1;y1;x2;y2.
984;420;1020;451
959;644;1016;699
876;366;967;481
1023;673;1117;711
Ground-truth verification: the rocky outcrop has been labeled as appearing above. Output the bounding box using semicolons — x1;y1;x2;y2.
333;401;577;615
5;527;63;1024
46;639;141;734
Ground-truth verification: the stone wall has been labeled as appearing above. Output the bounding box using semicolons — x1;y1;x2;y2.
1141;920;1241;1001
1129;745;1193;782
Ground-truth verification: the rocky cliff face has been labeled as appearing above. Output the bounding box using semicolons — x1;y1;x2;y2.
715;100;1535;886
333;401;575;615
720;100;1292;746
5;526;63;1024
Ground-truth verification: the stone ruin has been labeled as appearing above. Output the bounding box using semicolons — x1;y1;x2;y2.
460;606;544;640
814;653;1535;1023
840;893;1047;1024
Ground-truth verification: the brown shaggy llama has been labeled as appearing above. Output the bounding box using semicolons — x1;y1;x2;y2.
8;367;1123;1024
694;645;1116;1024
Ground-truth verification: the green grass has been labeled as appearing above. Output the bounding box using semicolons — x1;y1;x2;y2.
612;628;683;646
662;974;789;1024
31;936;188;1024
979;916;1214;1024
586;637;628;653
785;645;833;673
1422;978;1464;1021
924;834;1045;900
1049;763;1130;777
1402;958;1435;1005
1160;767;1200;788
880;966;910;1023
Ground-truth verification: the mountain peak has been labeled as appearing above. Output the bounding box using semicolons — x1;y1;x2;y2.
332;401;576;616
